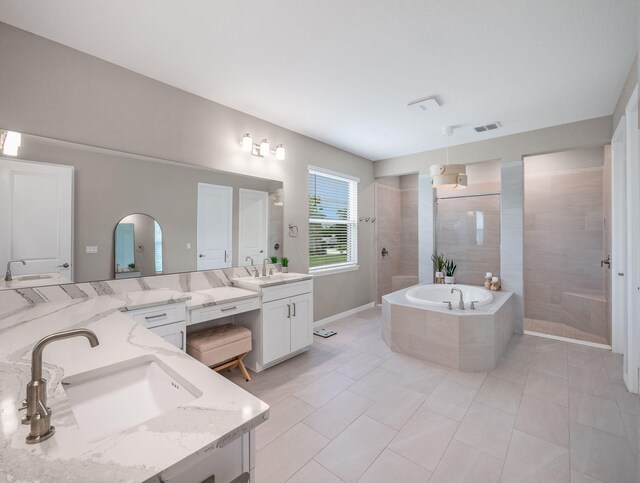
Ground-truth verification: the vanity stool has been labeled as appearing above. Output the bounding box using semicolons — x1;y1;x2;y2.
186;324;252;381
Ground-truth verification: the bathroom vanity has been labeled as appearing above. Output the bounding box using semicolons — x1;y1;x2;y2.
0;288;269;483
231;275;314;372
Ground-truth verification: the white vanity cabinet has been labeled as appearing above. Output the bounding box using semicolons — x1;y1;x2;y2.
124;302;187;350
236;280;313;372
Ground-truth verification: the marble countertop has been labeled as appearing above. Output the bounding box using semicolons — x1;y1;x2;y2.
185;286;261;310
230;272;313;291
0;289;269;482
0;272;72;291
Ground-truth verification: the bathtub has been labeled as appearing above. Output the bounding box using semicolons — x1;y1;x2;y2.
382;284;515;371
406;284;493;307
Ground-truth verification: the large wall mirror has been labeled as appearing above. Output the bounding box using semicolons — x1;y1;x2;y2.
0;130;284;289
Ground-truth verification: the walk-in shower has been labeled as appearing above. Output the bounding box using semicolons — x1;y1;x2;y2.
523;147;610;345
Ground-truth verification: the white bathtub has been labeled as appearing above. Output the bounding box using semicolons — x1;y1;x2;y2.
406;284;493;307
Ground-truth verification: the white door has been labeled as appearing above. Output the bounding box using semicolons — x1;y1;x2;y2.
197;183;232;270
290;292;313;352
238;189;268;266
0;158;73;279
262;298;291;364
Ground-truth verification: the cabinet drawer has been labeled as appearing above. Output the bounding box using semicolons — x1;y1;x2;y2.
126;303;186;329
189;297;261;325
262;280;312;303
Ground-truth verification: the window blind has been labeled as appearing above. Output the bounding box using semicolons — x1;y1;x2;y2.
308;167;358;271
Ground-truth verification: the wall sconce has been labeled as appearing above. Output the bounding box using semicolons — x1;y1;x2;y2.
0;130;22;156
241;133;285;160
271;188;284;206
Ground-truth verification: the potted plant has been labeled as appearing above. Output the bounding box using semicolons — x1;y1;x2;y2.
280;257;289;273
270;256;278;264
127;263;136;271
431;252;446;284
444;259;457;284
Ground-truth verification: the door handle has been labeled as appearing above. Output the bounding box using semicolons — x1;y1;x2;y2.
601;255;611;268
199;254;205;258
58;263;70;268
292;303;296;317
287;304;291;319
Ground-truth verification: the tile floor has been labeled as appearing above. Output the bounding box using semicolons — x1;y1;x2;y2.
224;308;640;483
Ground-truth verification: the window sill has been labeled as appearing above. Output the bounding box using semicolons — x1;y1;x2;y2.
310;264;360;277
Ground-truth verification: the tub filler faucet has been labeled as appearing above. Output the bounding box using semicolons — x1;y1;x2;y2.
450;288;465;310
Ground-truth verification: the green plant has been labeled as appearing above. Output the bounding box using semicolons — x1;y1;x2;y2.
431;252;446;272
270;256;278;264
444;259;457;277
128;263;136;270
280;257;289;268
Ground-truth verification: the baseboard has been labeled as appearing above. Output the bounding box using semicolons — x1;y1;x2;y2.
524;330;611;350
314;301;376;327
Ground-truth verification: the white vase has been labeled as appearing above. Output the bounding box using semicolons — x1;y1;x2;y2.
444;276;455;284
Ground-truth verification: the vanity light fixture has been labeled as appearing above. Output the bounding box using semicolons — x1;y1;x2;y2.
430;126;467;189
240;133;285;160
271;188;284;206
241;133;253;152
259;139;270;157
0;130;22;156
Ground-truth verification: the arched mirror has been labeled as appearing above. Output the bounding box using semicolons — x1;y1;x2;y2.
114;214;163;279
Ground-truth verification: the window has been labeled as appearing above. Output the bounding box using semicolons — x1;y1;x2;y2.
308;166;358;272
154;220;163;274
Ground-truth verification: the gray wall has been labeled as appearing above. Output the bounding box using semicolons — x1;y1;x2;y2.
0;22;376;321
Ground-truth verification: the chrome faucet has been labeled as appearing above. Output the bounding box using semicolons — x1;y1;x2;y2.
5;259;26;281
262;258;272;277
450;288;465;310
22;329;99;444
245;256;259;277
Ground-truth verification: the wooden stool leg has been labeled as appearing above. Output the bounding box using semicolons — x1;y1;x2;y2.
237;353;251;381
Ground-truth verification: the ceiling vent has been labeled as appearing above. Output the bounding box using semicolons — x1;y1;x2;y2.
407;96;440;112
474;122;501;133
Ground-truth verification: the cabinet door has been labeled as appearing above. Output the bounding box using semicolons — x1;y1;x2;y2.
151;321;186;351
290;293;313;353
262;298;291;364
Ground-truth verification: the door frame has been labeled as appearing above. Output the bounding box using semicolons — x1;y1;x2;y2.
624;84;640;393
611;117;627;356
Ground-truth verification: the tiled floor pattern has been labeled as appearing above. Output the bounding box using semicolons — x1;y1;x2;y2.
524;317;608;345
223;308;639;483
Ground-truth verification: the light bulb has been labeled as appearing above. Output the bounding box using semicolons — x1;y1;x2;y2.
260;139;269;157
241;133;252;152
275;144;285;160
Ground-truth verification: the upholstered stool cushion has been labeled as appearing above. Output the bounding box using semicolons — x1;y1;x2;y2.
187;324;252;367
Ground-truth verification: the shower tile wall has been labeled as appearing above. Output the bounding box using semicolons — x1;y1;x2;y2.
524;149;607;344
375;181;401;303
435;192;501;285
399;175;419;279
375;175;419;303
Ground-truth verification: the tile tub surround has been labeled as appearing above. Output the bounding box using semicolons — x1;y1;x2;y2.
382;287;515;371
0;289;269;482
222;307;638;483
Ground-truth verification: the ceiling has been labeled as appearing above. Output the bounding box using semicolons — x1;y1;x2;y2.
0;0;637;160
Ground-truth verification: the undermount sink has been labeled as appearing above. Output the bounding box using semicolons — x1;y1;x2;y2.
62;355;202;442
234;273;305;284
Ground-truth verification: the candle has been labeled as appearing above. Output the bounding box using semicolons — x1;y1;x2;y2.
486;272;492;278
492;276;499;282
